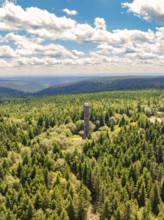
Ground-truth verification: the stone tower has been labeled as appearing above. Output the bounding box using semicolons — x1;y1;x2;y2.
84;103;90;138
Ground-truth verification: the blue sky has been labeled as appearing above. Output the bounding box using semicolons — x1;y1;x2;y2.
0;0;164;76
16;0;161;31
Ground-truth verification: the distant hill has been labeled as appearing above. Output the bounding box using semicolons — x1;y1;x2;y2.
0;87;25;97
0;76;163;97
0;80;50;93
0;77;91;93
37;76;164;96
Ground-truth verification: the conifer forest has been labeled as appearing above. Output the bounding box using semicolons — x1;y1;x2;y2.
0;90;164;220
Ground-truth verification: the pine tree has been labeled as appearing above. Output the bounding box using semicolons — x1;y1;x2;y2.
60;209;69;220
0;164;4;179
34;192;42;210
41;192;50;211
161;181;164;202
151;183;161;215
67;195;76;220
138;183;146;207
101;199;111;220
26;203;34;220
124;201;134;220
28;127;34;139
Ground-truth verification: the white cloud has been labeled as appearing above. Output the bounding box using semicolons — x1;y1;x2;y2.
0;1;163;74
94;17;106;30
72;50;85;57
0;3;108;43
62;8;78;16
0;45;15;58
0;58;11;67
0;26;164;73
0;32;87;69
0;2;155;44
0;2;76;31
122;0;164;24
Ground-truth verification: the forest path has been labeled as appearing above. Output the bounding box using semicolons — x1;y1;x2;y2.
87;205;99;220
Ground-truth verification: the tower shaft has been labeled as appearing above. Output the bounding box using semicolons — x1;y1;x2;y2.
84;103;90;138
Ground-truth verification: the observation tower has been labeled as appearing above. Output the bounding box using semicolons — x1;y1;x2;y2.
83;103;90;138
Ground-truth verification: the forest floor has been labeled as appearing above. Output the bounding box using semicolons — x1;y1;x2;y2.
150;116;164;123
149;111;164;123
87;205;99;220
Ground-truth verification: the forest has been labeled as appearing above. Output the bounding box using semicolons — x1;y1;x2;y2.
37;76;164;96
0;90;163;220
0;76;164;97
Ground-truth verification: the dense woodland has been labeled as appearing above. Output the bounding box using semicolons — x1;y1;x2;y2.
0;90;164;219
0;76;164;97
0;76;88;94
37;76;164;96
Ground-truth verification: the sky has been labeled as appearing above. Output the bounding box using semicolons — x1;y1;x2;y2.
0;0;164;76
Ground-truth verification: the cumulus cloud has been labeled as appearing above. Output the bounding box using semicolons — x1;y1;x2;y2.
0;1;164;74
0;59;10;67
94;17;106;30
72;50;85;57
0;33;86;66
0;2;108;42
0;2;156;44
0;45;15;58
0;2;76;31
122;0;164;24
62;8;78;16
